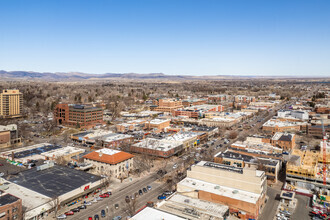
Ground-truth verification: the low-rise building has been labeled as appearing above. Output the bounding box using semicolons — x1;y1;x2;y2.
0;124;21;149
229;138;283;160
130;138;183;158
315;104;330;114
208;94;228;103
1;163;103;220
248;101;277;109
0;143;61;164
270;132;295;151
177;161;267;219
214;150;281;183
157;194;229;220
130;207;186;220
116;119;146;133
277;110;309;121
83;148;134;178
0;192;22;220
307;124;330;138
144;119;171;132
40;146;85;161
173;105;224;119
234;95;255;103
182;98;208;107
100;133;134;149
262;119;306;133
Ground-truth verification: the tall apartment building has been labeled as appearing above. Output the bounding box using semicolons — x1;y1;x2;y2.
54;103;104;129
0;89;23;118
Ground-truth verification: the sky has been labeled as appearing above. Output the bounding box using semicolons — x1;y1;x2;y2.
0;0;329;76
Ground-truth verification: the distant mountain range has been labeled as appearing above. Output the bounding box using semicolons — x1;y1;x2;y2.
0;70;328;81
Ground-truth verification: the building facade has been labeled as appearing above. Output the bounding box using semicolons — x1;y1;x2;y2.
54;104;104;129
0;89;23;118
0;192;22;220
0;124;21;149
150;99;183;113
83;148;134;178
177;161;267;219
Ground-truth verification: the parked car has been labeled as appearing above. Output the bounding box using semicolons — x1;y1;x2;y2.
0;163;3;166
94;214;100;220
101;210;106;217
139;189;143;196
84;201;92;206
147;185;152;190
91;198;98;203
71;208;80;212
88;217;93;220
0;173;4;177
163;191;173;196
125;196;130;203
112;216;121;220
100;193;109;198
172;163;178;169
57;214;67;219
96;197;103;201
64;211;74;216
114;204;119;209
143;188;147;193
79;205;87;209
105;191;112;195
158;195;166;200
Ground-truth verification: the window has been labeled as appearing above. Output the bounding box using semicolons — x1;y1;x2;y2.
12;208;18;213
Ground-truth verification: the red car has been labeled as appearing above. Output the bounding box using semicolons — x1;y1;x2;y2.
99;193;109;198
88;217;93;220
65;211;74;216
0;164;3;166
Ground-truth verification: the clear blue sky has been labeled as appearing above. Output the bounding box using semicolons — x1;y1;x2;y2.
0;0;329;76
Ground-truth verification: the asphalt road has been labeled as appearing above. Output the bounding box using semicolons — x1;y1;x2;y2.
291;195;311;220
58;173;162;220
259;187;281;220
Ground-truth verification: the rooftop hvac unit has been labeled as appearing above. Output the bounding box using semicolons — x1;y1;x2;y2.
37;162;55;171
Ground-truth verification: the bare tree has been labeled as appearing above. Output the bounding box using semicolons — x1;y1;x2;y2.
228;131;238;139
50;196;60;218
124;196;138;216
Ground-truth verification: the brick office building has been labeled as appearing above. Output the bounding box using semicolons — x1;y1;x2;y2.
150;99;183;113
173;105;224;119
0;192;22;220
54;104;104;129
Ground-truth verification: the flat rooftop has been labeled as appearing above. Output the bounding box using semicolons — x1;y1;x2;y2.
147;118;171;125
263;119;307;127
178;177;260;204
100;133;133;142
41;146;85;158
0;193;20;206
8;165;101;198
131;207;186;220
4;143;61;159
198;161;243;174
132;138;181;151
159;194;229;218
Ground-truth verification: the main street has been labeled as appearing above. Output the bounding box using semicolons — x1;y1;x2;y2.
53;98;302;220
